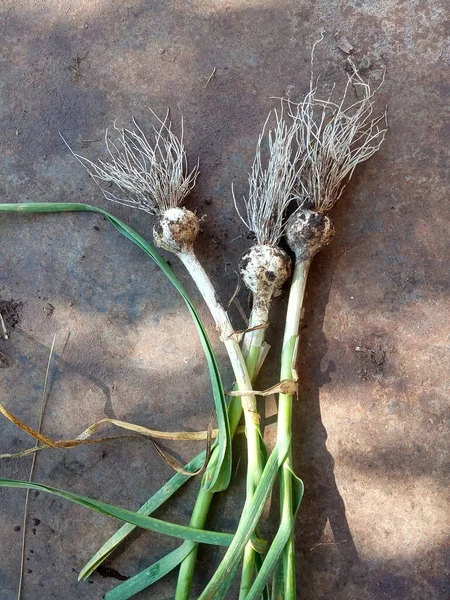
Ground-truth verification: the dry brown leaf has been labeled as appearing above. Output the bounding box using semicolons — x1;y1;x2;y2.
0;402;219;475
227;378;297;397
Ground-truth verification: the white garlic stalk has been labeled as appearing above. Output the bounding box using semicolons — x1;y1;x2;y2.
66;113;263;598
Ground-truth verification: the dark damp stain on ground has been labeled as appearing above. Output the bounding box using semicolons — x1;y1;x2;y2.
0;297;23;332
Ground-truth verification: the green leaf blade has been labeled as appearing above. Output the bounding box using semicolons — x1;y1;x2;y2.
0;478;233;546
105;542;195;600
247;471;304;600
198;437;291;600
79;451;207;580
0;202;231;491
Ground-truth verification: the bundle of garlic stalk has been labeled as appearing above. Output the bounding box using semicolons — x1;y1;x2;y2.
64;42;386;598
199;54;387;600
176;109;300;600
265;51;387;600
65;111;271;590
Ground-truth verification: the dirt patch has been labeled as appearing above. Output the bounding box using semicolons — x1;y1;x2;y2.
0;297;22;338
355;345;386;380
0;351;8;368
43;302;55;317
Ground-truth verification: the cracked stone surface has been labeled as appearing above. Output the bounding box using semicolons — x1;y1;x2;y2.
0;1;449;599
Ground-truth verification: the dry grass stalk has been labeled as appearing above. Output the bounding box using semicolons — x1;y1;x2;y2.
0;405;221;475
17;334;56;600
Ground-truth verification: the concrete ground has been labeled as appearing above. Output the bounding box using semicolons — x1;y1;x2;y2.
0;0;449;598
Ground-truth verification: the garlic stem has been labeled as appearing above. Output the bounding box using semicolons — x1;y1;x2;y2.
238;242;292;597
175;334;264;600
179;252;256;408
241;304;268;360
277;257;310;599
244;257;310;600
177;250;263;491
